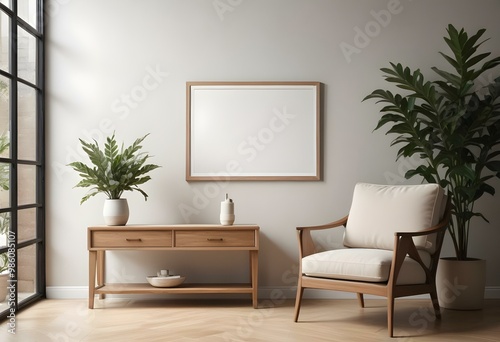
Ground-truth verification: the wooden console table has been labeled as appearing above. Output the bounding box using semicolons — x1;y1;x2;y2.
88;224;259;309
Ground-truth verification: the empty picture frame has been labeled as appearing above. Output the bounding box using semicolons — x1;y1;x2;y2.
186;81;321;181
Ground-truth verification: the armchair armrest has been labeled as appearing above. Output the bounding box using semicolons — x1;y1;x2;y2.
296;216;348;258
297;215;349;231
390;200;451;286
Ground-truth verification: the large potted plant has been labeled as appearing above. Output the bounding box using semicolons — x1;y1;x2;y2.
364;24;500;309
68;133;160;225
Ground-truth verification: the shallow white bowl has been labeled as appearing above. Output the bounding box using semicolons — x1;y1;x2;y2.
146;276;186;288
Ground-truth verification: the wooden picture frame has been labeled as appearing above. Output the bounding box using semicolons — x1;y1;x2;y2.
186;81;321;181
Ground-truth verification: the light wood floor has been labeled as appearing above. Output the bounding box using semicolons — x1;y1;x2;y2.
1;298;499;341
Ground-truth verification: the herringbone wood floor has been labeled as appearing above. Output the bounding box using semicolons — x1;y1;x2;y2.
1;298;499;341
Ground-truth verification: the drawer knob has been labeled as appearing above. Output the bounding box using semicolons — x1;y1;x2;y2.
207;238;223;242
126;238;142;242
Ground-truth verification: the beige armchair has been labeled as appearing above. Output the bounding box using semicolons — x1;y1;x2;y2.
294;183;451;337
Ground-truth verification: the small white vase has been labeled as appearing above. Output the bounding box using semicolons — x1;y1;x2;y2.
103;198;129;226
220;193;235;226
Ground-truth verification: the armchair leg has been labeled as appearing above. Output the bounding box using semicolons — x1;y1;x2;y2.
430;289;441;320
294;280;305;322
356;293;365;308
387;297;395;337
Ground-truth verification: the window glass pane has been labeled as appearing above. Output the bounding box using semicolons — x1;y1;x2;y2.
0;133;7;158
0;75;10;157
0;11;9;72
18;244;36;302
0;162;8;208
0;102;8;208
0;211;9;248
18;82;36;161
0;251;9;306
0;1;11;9
18;0;37;29
17;26;36;85
0;97;8;208
18;207;35;242
18;164;35;205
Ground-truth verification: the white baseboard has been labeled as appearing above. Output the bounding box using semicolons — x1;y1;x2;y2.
484;286;500;299
46;285;500;300
46;286;88;299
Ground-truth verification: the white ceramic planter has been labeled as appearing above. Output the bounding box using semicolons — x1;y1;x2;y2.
436;258;486;310
103;198;129;226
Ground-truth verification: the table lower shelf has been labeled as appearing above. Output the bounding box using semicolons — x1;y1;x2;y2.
94;283;254;295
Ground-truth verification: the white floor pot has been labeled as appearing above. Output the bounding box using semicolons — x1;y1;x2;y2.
103;198;129;226
436;258;486;310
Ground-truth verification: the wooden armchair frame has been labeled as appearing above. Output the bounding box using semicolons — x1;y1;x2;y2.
294;199;451;337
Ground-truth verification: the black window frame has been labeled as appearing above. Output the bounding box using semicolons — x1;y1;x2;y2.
0;0;45;321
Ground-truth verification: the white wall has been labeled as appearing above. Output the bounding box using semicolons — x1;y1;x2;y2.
46;0;500;298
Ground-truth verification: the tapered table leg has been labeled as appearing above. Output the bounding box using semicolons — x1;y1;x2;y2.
250;250;258;308
88;251;97;309
97;251;105;299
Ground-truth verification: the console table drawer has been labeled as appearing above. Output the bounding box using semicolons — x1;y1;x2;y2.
175;230;255;247
91;231;172;248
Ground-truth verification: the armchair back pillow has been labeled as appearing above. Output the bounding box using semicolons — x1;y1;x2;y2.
343;183;445;253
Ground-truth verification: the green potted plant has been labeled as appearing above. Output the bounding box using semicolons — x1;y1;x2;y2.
364;24;500;309
68;132;160;225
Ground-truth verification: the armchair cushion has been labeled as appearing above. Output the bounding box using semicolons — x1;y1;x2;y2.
343;183;445;253
302;248;431;284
